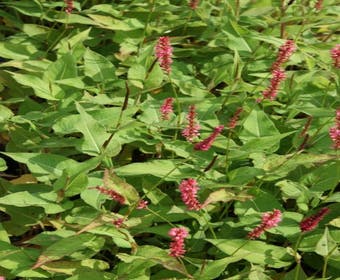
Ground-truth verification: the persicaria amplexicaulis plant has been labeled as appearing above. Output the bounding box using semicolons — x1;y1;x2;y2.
155;36;173;74
160;97;174;120
300;208;330;232
179;178;201;210
182;105;200;142
194;125;224;151
248;209;282;239
168;227;189;257
330;44;340;68
329;109;340;149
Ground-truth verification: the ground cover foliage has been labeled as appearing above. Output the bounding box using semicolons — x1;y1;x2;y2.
0;0;339;279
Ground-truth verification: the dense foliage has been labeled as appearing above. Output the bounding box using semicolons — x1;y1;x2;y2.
0;0;339;279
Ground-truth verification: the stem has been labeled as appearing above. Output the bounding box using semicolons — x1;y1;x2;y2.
225;130;232;175
230;240;249;256
294;234;303;280
146;207;176;227
138;0;155;55
280;0;286;39
322;245;338;278
169;76;182;141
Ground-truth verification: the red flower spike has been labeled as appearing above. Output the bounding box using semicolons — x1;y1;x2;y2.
248;209;282;239
93;186;125;204
179;179;201;210
182;105;200;142
194;125;224;151
300;208;330;232
155;36;173;74
137;200;148;209
65;0;74;14
168;227;189;257
262;69;286;101
189;0;200;9
228;107;243;129
315;0;323;10
160;97;174;120
330;44;340;68
272;40;296;71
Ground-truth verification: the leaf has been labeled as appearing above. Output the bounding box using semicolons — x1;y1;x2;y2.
0;104;13;123
32;233;105;269
115;160;199;180
315;227;339;257
9;72;57;100
84;49;116;82
75;103;110;155
0;157;7;172
0;191;71;214
194;255;246;279
201;189;252;208
206;239;294;268
44;53;77;81
240;108;279;139
1;152;79;181
128;64;146;89
103;169;139;205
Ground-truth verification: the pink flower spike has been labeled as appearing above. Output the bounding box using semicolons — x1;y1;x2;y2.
113;218;125;228
179;179;201;210
182;105;200;142
315;0;323;10
228;107;243;129
168;227;189;257
247;209;282;239
65;0;74;14
194;125;224;151
330;44;340;68
137;199;148;209
262;69;286;101
272;40;296;71
155;36;173;74
329;108;340;149
300;208;330;232
189;0;200;9
160;97;174;120
92;186;125;204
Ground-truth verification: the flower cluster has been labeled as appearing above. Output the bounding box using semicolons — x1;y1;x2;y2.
179;179;201;210
262;69;287;101
300;208;330;232
330;44;340;68
92;186;125;204
194;125;224;151
248;209;282;239
228;107;243;129
65;0;74;14
189;0;199;9
155;36;173;74
329;109;340;149
182;105;200;142
314;0;323;10
271;40;297;71
160;97;174;120
137;199;149;209
261;40;296;101
113;218;125;228
168;227;189;257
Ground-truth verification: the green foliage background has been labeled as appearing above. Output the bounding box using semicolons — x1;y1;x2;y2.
0;0;339;279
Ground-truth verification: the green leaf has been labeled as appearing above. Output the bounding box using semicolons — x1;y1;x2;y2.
115;160;199;180
0;158;7;172
128;64;146;89
44;53;77;81
75;103;110;155
206;239;294;268
103;169;139;205
0;191;71;214
84;49;116;82
32;233;105;269
315;227;339;257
